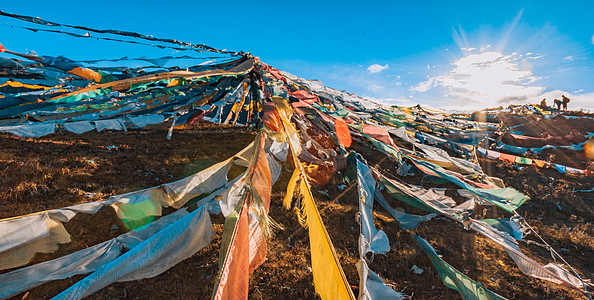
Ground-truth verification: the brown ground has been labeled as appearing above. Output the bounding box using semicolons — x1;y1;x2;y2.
0;116;592;299
489;112;594;170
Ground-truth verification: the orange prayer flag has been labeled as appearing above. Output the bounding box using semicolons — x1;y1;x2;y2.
252;139;273;212
248;211;267;272
499;153;516;163
534;159;546;168
263;103;283;132
213;199;250;300
334;118;352;148
214;133;271;300
69;67;103;83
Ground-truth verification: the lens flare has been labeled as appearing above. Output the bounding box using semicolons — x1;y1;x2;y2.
115;196;159;230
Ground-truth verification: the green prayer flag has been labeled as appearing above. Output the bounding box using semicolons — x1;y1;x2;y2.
414;235;507;300
514;156;533;165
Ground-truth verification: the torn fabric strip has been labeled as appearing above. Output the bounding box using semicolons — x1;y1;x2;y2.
53;205;213;300
355;157;403;300
0;209;188;299
0;122;56;137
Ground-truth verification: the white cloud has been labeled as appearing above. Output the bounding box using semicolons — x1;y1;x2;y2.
591;34;594;45
569;92;594;111
412;77;437;93
367;84;383;92
564;56;574;61
367;64;389;73
526;55;544;60
412;51;545;108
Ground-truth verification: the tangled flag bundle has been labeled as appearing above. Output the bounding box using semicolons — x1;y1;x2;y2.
0;11;592;300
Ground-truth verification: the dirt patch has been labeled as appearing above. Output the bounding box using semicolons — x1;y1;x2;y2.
1;115;592;299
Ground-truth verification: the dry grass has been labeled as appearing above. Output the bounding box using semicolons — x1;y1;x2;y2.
0;119;591;299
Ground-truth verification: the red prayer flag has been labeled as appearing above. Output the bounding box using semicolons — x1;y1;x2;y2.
289;89;318;104
362;124;396;147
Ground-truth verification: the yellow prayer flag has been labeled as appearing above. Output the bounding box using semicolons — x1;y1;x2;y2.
300;180;355;300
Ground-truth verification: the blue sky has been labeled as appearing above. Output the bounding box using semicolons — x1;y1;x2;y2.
1;1;593;110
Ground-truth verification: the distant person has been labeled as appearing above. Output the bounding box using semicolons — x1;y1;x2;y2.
561;95;570;110
539;98;547;109
554;99;562;110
